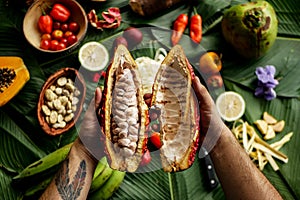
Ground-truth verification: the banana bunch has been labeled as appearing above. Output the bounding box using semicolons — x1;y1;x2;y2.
12;142;125;199
88;157;126;200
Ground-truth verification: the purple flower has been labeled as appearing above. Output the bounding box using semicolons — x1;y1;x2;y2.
254;65;278;101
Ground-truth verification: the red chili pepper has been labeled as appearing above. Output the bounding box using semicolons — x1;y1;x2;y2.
171;13;188;46
190;7;202;44
38;8;53;34
50;3;71;22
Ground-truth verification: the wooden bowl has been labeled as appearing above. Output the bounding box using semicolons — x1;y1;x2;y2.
37;68;86;136
23;0;87;53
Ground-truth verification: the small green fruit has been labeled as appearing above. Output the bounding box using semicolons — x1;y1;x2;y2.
221;1;278;59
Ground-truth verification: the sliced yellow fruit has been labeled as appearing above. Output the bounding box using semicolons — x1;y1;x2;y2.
254;119;268;135
78;41;109;71
271;120;285;132
216;91;245;122
264;125;276;140
263;111;277;124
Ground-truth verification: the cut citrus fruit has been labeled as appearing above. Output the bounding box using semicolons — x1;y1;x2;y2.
78;41;109;71
216;91;245;122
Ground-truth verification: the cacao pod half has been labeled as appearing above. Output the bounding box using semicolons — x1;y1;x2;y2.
101;44;149;172
100;44;199;172
151;45;200;172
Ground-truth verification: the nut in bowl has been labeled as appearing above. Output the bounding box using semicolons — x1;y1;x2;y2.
37;68;86;136
23;0;87;53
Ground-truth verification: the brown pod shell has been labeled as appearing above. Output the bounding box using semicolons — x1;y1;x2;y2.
151;45;200;172
101;44;148;172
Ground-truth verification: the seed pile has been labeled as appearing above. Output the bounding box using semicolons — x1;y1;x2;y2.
41;76;81;129
111;68;140;157
0;68;16;93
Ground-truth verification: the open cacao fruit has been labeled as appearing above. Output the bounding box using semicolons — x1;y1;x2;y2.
100;44;199;172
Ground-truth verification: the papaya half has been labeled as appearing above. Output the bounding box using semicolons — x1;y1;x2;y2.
0;56;30;107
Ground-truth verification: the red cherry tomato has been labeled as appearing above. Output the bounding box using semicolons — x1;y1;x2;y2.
60;23;68;32
60;38;68;46
64;31;73;38
40;39;51;50
67;35;77;46
50;40;59;51
52;21;61;30
149;132;162;149
68;21;79;33
57;42;66;50
41;33;51;40
52;30;64;40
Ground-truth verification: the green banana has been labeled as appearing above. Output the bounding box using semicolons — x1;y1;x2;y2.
13;142;73;181
92;156;108;181
88;170;126;200
24;174;53;197
89;163;113;193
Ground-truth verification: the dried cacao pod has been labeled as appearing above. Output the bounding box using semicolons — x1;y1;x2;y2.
100;44;149;172
221;1;278;59
151;45;200;172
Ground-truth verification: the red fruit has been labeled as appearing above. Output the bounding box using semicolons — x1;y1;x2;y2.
52;21;61;30
68;21;79;33
123;27;143;49
50;3;71;22
41;33;51;40
57;42;66;50
64;31;73;38
38;14;53;34
60;23;68;32
60;38;68;46
40;39;51;50
50;40;59;51
149;132;162;149
67;35;78;46
207;74;223;88
52;30;64;40
140;150;152;166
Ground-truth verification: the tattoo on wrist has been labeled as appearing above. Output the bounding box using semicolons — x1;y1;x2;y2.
55;158;87;199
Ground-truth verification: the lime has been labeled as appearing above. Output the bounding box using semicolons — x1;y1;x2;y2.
216;91;245;122
78;41;109;71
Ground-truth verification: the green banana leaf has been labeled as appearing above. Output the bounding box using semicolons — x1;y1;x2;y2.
1;0;300;199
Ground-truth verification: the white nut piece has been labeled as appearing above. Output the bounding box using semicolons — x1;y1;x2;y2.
64;113;74;122
57;77;67;87
59;96;69;106
65;82;75;92
42;105;51;116
53;99;62;110
49;111;58;124
55;87;63;95
45;89;57;101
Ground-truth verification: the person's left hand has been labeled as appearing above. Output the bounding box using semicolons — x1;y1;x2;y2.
78;87;104;161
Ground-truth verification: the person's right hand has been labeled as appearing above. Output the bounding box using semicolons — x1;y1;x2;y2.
192;76;226;155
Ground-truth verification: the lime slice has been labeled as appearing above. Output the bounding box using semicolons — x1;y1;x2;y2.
216;91;246;122
78;41;109;71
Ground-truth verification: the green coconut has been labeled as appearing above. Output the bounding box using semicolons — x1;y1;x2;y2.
221;1;278;59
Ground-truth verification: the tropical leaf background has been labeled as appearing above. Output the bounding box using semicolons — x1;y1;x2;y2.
0;0;300;199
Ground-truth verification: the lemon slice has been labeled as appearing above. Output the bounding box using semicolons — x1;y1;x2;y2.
78;41;109;71
216;91;246;122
